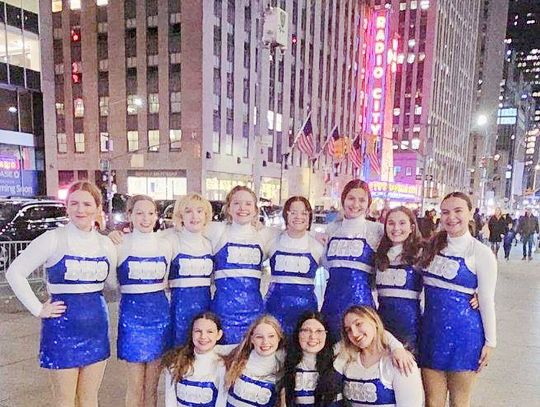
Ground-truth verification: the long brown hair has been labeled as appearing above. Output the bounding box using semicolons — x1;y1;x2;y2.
374;206;421;271
224;315;285;388
161;312;223;383
418;192;473;268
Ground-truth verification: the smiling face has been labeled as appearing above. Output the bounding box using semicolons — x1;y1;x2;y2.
67;190;99;231
440;196;472;238
251;323;280;357
343;312;377;351
129;199;157;233
286;200;310;235
182;202;207;233
192;317;223;354
343;188;369;219
385;210;413;245
229;190;257;225
298;318;327;355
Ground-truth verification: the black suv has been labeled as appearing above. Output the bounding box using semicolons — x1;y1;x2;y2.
0;198;68;241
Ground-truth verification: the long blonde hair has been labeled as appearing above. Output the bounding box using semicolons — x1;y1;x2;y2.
223;185;259;225
340;306;389;362
224;315;285;388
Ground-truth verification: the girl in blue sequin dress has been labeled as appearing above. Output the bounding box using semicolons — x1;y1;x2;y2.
373;206;423;355
208;186;276;348
6;181;117;406
163;312;227;407
224;315;285;407
165;194;214;346
418;192;497;407
335;306;423;406
321;180;384;337
265;196;324;337
116;195;172;407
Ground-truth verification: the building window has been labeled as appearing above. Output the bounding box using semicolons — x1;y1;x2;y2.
170;92;181;113
127;56;137;68
147;15;158;27
98;22;108;33
56;102;65;116
74;98;84;117
405;167;412;176
127;130;139;152
213;131;220;153
52;0;63;12
224;134;233;155
127;95;141;115
70;0;81;10
57;133;67;153
148;130;160;151
148;54;159;66
126;18;137;29
170;53;181;64
100;132;109;152
54;64;64;75
74;133;85;153
97;0;109;6
53;27;63;39
99;59;109;71
170;12;181;24
148;93;159;114
169;129;182;149
99;96;109;116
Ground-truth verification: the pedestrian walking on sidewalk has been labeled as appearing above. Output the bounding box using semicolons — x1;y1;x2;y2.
503;223;516;260
488;208;507;258
517;207;539;260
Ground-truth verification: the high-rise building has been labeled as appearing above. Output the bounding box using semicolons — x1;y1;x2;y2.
0;0;45;197
370;0;481;207
40;0;373;206
467;0;509;210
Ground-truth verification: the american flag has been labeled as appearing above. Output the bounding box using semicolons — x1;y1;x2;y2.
294;114;315;158
365;134;381;175
349;134;362;169
325;125;340;158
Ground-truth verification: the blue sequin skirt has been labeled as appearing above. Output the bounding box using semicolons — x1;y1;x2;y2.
211;277;264;345
40;292;110;369
321;268;375;337
378;297;421;354
117;291;172;363
265;283;318;337
420;286;484;371
170;286;211;347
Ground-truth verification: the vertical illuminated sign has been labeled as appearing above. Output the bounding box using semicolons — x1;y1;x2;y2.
361;9;397;182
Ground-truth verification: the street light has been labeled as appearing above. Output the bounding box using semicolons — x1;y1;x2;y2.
476;114;488;127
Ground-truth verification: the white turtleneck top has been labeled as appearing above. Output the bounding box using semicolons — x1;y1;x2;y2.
162;227;213;258
116;229;172;264
425;231;497;347
164;348;227;407
387;244;404;265
268;231;324;262
6;222;117;316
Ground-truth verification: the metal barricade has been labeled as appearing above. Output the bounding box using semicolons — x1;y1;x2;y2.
0;241;45;298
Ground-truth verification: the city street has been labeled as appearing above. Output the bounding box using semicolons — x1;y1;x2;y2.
0;249;538;406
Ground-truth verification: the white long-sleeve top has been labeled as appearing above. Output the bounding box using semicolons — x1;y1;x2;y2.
206;221;278;259
323;217;384;267
334;350;423;407
163;227;213;258
5;223;117;316
164;349;227;407
431;231;497;347
116;229;172;265
268;231;325;263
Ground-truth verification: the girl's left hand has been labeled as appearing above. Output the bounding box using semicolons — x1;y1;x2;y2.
391;348;416;376
477;345;494;372
470;293;479;309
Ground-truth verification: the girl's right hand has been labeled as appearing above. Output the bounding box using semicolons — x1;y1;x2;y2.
39;299;66;318
108;230;124;245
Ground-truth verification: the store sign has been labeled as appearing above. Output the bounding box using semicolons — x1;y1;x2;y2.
369;181;420;200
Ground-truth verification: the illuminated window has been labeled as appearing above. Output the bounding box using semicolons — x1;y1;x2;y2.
74;133;85;152
100;132;109;152
170;92;181;113
96;0;108;5
127;95;142;115
148;93;159;114
148;130;160;151
410;1;417;10
57;133;67;153
420;0;430;10
127;131;139;152
74;98;84;117
393;108;401;116
54;64;64;75
70;0;81;11
99;97;109;116
55;103;65;116
52;1;62;12
170;129;182;149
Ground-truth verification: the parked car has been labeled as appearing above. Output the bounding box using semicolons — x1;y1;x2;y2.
0;198;68;241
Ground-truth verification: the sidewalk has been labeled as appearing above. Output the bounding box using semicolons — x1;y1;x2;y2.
0;249;538;406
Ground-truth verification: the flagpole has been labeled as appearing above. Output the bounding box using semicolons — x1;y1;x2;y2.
308;158;313;203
